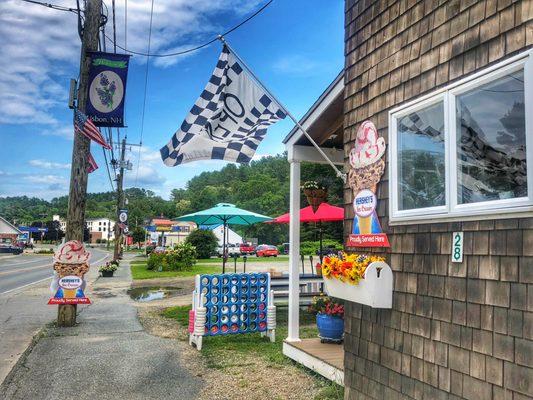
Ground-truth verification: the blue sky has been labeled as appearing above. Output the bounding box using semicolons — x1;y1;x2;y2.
0;0;344;200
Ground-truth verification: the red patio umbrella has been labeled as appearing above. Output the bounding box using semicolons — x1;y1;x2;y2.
267;202;344;261
267;202;344;224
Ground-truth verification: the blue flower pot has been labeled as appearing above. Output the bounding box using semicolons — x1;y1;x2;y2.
316;313;344;342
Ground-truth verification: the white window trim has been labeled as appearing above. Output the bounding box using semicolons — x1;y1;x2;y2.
389;49;533;224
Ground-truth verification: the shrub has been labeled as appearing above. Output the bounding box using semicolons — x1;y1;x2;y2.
147;252;165;270
146;243;197;271
299;240;342;255
185;229;218;259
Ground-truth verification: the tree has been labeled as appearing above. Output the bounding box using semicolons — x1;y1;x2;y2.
185;229;218;259
131;226;145;248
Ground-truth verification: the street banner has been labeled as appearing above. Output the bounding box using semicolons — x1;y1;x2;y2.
160;45;286;166
86;52;131;127
346;121;390;248
118;209;128;233
48;241;91;305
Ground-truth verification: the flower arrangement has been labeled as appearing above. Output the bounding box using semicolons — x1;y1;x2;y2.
309;294;344;318
301;180;326;191
322;252;385;285
99;261;119;273
302;180;329;212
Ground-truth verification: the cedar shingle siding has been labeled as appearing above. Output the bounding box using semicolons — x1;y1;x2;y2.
343;1;533;399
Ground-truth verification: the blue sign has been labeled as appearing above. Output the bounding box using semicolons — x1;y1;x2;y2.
86;52;131;127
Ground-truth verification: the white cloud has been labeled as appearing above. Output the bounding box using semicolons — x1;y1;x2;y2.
0;0;264;124
0;170;68;199
252;153;273;161
40;125;73;140
24;174;66;184
29;159;71;169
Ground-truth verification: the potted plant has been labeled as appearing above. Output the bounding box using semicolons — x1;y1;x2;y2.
302;180;328;212
309;294;344;343
321;253;393;308
99;260;119;277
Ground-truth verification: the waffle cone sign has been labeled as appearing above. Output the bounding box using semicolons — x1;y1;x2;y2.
346;121;389;248
48;241;91;305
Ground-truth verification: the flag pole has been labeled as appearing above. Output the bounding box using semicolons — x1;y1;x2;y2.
218;36;346;183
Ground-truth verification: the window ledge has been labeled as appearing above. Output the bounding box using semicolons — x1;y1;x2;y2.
389;207;533;226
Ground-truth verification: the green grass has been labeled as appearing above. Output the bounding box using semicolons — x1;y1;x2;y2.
162;305;343;399
130;262;222;280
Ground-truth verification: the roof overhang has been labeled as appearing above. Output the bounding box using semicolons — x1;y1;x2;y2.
283;71;344;148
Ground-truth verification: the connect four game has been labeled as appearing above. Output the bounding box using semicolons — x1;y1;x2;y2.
189;273;276;350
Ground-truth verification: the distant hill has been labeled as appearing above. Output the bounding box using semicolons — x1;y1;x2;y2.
0;154;344;244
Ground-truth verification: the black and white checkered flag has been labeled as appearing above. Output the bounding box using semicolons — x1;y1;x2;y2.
160;45;287;166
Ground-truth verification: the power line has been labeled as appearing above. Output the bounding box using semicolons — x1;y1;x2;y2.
134;0;154;186
18;0;78;13
104;0;273;58
102;146;115;191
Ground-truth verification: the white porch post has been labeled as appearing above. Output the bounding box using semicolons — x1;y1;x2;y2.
287;160;301;342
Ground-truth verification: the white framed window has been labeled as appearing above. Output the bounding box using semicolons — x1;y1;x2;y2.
389;50;533;223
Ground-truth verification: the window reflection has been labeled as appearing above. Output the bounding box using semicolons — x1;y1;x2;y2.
398;102;446;210
456;71;526;204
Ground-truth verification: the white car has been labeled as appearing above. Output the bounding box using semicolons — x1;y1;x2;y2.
216;244;241;257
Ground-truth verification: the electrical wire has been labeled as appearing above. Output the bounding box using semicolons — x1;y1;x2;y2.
104;0;273;58
18;0;78;13
134;0;154;186
102;146;115;191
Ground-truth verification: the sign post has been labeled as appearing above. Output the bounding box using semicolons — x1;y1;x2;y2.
48;241;91;322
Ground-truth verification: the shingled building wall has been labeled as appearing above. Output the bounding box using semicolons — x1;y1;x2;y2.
343;1;533;399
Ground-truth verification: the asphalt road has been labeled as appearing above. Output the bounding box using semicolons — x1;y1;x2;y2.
0;248;109;295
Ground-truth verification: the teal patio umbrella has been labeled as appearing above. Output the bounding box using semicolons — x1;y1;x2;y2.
174;203;272;273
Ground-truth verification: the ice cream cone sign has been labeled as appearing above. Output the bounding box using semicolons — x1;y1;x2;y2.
347;121;390;247
48;241;91;305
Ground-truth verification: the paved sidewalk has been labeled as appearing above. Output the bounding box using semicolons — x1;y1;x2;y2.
0;249;110;385
0;256;202;400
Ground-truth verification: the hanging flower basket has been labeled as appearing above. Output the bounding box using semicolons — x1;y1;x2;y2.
302;181;328;212
321;253;393;308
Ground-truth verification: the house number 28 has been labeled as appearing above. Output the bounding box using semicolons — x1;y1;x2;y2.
451;232;463;263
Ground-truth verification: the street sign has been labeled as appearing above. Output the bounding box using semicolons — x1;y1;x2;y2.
451;232;464;263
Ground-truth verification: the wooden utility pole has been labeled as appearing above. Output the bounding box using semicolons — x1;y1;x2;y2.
113;137;126;261
62;0;102;327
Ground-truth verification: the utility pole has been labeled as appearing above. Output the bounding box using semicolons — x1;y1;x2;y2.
62;0;102;327
112;139;138;261
114;137;126;261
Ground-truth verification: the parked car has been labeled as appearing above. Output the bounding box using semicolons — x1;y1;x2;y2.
0;244;23;255
217;244;241;257
239;242;256;255
256;244;279;257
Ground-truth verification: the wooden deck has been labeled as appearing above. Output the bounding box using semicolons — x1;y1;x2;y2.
283;338;344;385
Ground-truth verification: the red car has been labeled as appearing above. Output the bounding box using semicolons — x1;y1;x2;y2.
239;242;256;255
255;244;278;257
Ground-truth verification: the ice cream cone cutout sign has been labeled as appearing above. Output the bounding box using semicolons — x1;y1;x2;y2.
347;121;390;247
48;241;91;305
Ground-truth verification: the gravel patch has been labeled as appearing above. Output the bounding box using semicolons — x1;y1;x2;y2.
136;306;339;400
